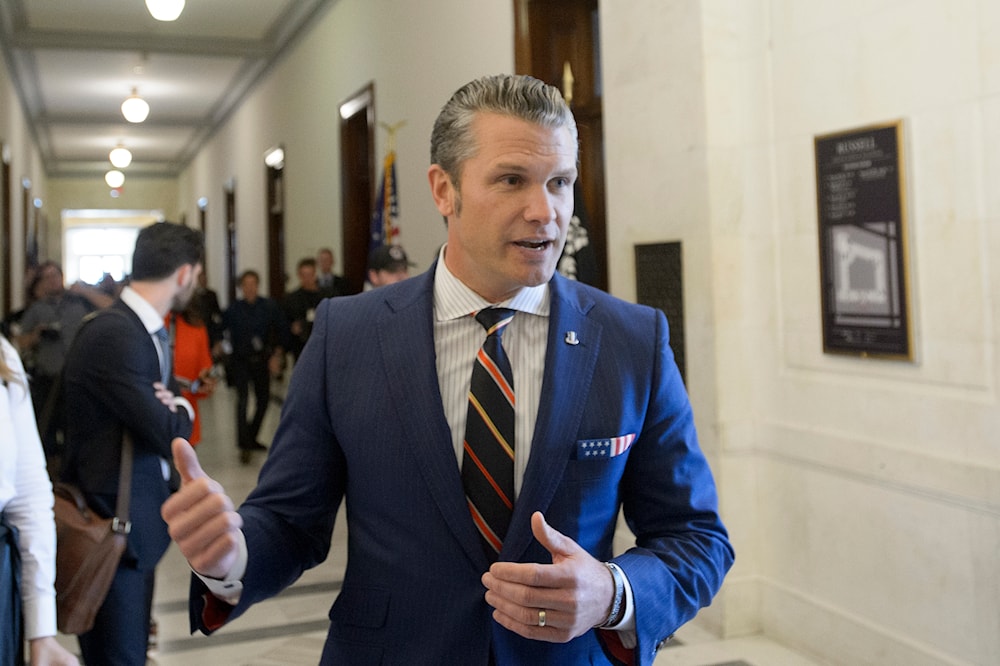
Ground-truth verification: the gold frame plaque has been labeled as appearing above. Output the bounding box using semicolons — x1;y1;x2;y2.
814;120;912;360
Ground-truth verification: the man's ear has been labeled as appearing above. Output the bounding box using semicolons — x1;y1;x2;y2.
427;165;455;217
175;263;193;287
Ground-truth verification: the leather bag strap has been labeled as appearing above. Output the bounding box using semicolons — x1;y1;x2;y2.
112;432;134;535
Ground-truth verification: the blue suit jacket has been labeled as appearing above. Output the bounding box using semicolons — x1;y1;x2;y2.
194;268;732;665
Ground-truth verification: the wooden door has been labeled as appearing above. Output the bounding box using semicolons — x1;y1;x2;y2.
515;0;607;291
2;149;10;315
338;83;375;294
225;185;237;305
266;162;286;300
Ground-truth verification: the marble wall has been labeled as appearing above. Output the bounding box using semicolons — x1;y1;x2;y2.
603;1;1000;663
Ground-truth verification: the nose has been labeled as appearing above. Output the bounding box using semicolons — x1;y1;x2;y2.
523;184;559;225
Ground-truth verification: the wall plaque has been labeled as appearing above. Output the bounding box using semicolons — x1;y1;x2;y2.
814;120;912;359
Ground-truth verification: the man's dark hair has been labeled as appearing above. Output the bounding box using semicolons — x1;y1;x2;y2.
131;221;204;281
297;257;317;271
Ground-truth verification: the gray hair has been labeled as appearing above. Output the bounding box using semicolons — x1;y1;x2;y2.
430;74;578;185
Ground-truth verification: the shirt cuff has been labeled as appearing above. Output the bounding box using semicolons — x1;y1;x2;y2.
22;593;57;641
194;530;248;605
174;395;196;422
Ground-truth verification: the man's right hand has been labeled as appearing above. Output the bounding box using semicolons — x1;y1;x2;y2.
162;438;244;579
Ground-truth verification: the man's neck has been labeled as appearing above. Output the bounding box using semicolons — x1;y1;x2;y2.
128;281;172;317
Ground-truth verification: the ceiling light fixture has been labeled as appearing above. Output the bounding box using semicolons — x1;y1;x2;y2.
121;88;150;123
146;0;185;22
105;170;125;188
264;146;285;169
109;145;133;168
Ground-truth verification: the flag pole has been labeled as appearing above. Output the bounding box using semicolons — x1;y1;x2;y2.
379;120;407;154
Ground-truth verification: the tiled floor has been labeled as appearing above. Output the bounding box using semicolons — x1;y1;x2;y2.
56;380;823;666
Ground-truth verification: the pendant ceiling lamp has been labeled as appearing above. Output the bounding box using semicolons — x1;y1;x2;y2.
105;170;125;188
109;145;133;168
121;88;149;123
146;0;185;22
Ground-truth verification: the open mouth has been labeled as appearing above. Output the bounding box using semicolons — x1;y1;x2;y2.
514;239;551;250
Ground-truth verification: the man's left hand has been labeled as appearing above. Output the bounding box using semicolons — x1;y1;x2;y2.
482;511;614;642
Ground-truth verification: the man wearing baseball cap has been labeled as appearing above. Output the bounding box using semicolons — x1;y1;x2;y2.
367;244;414;288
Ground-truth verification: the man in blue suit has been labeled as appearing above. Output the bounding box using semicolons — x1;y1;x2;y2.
62;221;203;665
162;74;733;665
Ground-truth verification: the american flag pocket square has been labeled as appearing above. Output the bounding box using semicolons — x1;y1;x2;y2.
574;434;636;460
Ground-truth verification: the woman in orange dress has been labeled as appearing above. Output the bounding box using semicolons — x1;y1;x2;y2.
166;304;217;445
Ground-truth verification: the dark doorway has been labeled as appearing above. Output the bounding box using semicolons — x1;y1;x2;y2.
338;83;375;294
265;151;286;300
2;148;10;315
225;183;237;305
515;0;608;291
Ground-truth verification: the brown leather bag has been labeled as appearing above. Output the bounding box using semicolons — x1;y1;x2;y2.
53;434;133;635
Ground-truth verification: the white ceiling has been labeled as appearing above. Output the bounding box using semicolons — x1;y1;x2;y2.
0;0;334;178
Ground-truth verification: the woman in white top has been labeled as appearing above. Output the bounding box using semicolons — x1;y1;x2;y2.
0;334;78;665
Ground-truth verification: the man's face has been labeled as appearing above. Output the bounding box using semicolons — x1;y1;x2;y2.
298;264;318;290
240;274;259;302
368;267;409;288
318;250;334;274
172;263;202;311
38;265;65;299
429;113;577;303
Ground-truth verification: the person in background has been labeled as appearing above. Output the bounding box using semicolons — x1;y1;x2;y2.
97;272;122;299
366;244;414;289
223;270;286;464
167;303;218;446
61;221;201;666
161;74;732;665
281;257;325;362
15;262;113;457
190;270;224;360
316;247;351;297
0;333;79;666
1;265;40;343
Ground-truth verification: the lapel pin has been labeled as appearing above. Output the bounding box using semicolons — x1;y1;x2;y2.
564;331;580;346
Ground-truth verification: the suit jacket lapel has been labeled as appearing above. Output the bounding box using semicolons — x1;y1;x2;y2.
376;271;490;570
502;276;602;563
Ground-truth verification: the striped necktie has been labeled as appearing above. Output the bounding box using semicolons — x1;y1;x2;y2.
462;308;516;561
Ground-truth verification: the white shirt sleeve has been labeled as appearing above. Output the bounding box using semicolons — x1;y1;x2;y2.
0;338;59;640
194;529;248;605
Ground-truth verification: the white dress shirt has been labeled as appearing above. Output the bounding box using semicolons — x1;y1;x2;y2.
432;247;549;497
0;336;59;640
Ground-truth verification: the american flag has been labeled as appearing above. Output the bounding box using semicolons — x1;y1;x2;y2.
370;150;400;255
575;433;636;459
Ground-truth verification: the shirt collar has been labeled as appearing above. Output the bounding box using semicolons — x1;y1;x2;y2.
433;244;549;322
120;286;165;334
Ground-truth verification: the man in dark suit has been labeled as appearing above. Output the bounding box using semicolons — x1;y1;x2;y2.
223;270;287;462
62;221;203;665
316;247;352;296
162;74;733;665
281;257;325;361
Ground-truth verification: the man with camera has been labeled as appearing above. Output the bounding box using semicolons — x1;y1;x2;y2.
16;261;112;456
